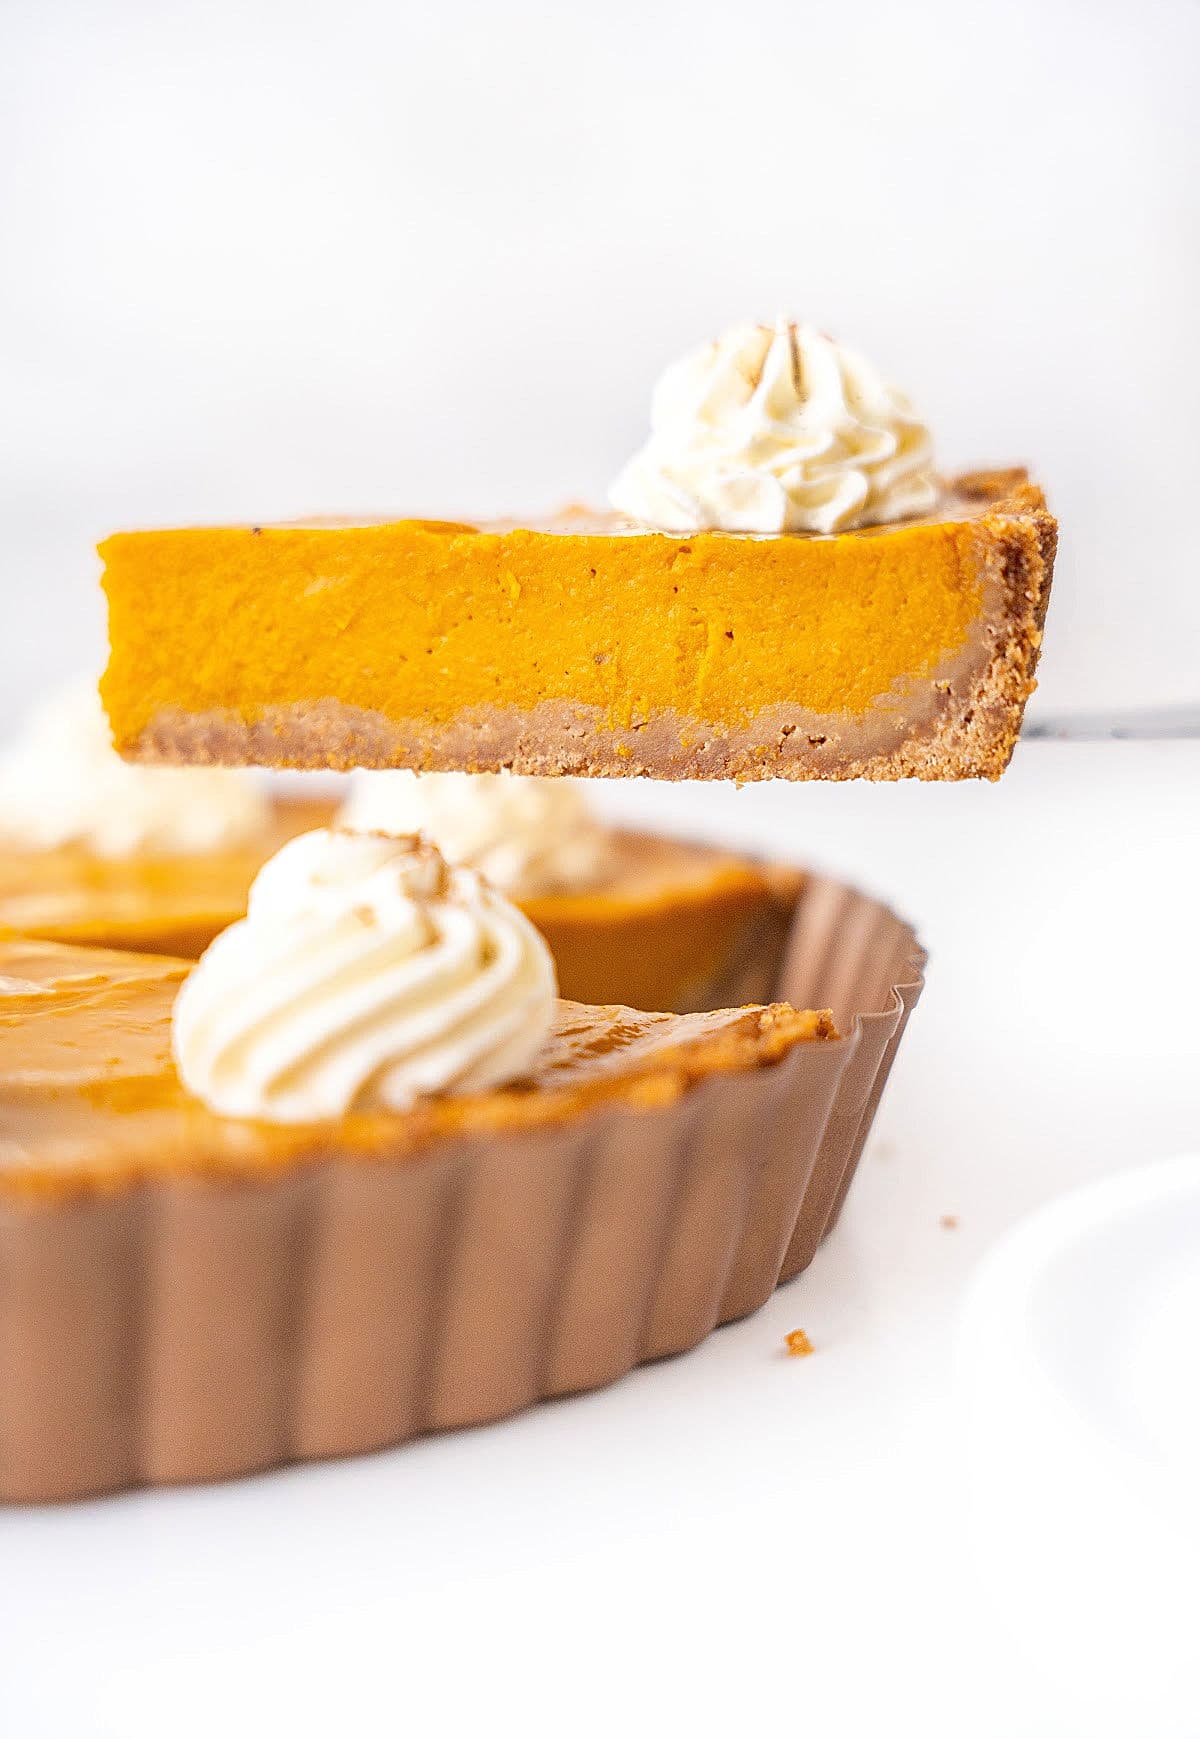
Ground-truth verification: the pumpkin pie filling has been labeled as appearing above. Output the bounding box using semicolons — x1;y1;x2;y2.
0;810;801;1014
99;470;1055;782
0;817;799;1012
520;829;802;1012
0;795;333;959
0;936;834;1202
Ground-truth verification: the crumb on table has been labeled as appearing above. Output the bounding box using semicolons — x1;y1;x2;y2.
940;1214;959;1230
785;1329;814;1358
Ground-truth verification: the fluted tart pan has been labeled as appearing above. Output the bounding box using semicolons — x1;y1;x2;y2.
0;873;923;1502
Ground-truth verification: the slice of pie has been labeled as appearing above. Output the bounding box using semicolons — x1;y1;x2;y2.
98;468;1055;782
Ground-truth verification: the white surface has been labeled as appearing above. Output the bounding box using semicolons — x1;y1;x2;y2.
2;0;1200;725
2;739;1198;1739
958;1152;1200;1732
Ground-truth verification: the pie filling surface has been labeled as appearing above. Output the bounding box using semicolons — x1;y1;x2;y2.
0;819;800;1012
0;938;834;1199
0;797;333;956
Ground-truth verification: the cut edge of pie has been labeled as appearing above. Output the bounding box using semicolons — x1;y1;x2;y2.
99;469;1057;783
0;816;804;1013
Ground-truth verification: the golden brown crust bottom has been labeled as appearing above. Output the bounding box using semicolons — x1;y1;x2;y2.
118;471;1056;783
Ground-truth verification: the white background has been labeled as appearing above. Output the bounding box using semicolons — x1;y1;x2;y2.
2;3;1199;1736
1;0;1199;725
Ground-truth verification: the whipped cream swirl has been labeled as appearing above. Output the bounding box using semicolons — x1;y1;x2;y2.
0;682;270;857
172;829;558;1123
338;770;615;897
609;319;938;535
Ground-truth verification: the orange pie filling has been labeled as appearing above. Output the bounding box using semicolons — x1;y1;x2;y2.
99;473;1056;781
0;819;800;1010
0;796;333;959
0;937;835;1202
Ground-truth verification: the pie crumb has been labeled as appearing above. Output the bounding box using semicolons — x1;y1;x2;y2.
940;1214;959;1230
784;1329;814;1358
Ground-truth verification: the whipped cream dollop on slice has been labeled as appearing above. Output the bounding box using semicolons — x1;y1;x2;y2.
609;318;938;535
338;770;616;897
172;829;558;1123
0;682;271;857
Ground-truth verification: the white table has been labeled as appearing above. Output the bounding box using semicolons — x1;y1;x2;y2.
3;740;1198;1739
